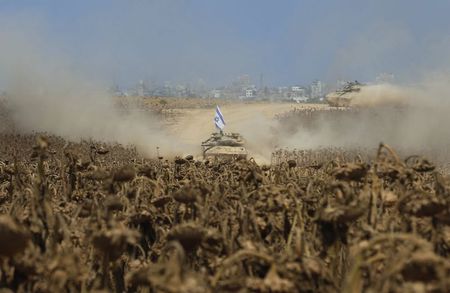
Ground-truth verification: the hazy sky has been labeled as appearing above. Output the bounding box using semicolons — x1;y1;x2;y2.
1;0;450;86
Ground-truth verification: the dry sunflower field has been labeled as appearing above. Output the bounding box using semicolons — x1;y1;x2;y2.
0;103;450;293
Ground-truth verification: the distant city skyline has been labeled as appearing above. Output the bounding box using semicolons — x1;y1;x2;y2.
1;1;450;87
113;73;396;101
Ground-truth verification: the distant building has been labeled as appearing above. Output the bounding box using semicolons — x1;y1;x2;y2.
310;80;324;99
291;86;307;98
135;80;151;97
277;86;289;98
245;88;256;98
212;89;222;98
137;80;145;96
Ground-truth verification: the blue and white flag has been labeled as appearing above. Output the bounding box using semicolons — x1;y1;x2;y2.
214;105;226;130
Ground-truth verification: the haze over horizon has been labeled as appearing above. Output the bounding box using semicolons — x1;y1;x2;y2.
1;0;450;87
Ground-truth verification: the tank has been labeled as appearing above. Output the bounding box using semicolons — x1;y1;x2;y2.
201;132;248;159
326;81;363;107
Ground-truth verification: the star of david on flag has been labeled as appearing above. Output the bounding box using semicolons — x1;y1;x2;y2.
214;105;225;130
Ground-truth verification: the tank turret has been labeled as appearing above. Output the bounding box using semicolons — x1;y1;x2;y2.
326;81;363;107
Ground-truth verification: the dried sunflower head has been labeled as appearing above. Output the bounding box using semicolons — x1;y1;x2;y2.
112;165;136;182
167;222;205;253
0;215;30;257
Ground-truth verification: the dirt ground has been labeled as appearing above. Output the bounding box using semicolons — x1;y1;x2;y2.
167;102;327;145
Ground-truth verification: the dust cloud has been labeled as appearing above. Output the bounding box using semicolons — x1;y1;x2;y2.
349;84;410;107
0;26;183;157
278;78;450;161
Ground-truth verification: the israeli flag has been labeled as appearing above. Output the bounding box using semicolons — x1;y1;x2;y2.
214;105;226;130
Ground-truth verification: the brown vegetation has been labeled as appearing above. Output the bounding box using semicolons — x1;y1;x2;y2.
0;131;449;292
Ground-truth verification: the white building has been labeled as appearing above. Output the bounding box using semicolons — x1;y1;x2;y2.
291;86;306;97
137;80;146;97
212;89;222;98
245;88;256;98
277;86;289;97
310;80;324;99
